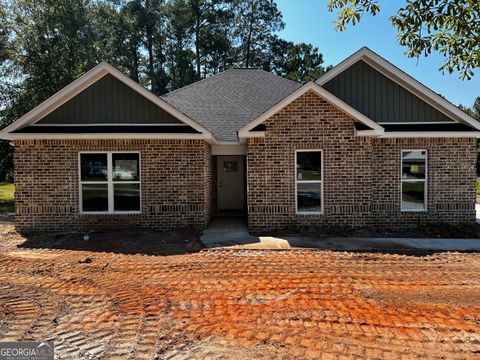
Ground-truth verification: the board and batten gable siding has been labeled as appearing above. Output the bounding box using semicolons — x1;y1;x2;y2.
246;90;476;234
322;60;453;124
37;74;184;125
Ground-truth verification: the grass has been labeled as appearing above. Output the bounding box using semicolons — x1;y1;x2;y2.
477;179;480;196
0;182;14;214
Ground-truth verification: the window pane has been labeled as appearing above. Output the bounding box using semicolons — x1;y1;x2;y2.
297;183;322;212
82;184;108;212
114;184;140;211
297;152;322;181
224;161;237;172
402;151;426;180
113;153;139;181
402;181;425;210
81;154;107;181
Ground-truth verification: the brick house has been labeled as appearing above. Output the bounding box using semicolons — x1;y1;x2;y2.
1;47;479;234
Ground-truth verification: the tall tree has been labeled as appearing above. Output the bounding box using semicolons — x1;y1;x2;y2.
8;0;98;108
327;0;480;79
166;0;196;89
188;0;233;79
266;38;328;83
234;0;284;68
0;0;332;180
459;97;480;174
0;2;9;64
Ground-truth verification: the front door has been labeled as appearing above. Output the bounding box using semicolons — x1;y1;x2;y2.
217;156;245;210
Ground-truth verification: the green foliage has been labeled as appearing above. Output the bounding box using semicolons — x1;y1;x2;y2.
268;40;330;83
460;97;480;121
459;96;480;176
0;0;329;181
327;0;480;80
327;0;380;30
0;182;14;214
234;0;285;68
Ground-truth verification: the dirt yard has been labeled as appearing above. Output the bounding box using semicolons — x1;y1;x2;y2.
0;224;479;359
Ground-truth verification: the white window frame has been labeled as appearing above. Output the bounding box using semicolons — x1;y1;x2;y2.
295;149;324;215
79;151;141;214
400;149;427;212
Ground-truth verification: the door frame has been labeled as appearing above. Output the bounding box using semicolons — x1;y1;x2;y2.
216;155;247;211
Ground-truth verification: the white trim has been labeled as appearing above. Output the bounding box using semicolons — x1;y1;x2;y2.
0;132;212;141
295;149;324;215
31;123;189;127
212;145;247;155
377;121;454;125
79;151;142;215
239;82;384;136
355;129;383;137
400;149;427;212
379;132;480;138
2;62;213;137
237;130;265;138
317;47;480;131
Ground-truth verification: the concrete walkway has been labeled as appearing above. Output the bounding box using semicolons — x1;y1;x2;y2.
201;216;480;251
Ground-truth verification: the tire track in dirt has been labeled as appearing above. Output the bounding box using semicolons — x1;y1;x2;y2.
0;234;479;359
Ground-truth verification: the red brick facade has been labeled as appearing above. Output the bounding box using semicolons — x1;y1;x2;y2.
13;91;476;234
247;91;476;233
14;139;214;233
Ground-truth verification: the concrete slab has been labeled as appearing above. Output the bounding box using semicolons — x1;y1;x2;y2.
200;217;480;251
200;216;260;248
476;203;480;223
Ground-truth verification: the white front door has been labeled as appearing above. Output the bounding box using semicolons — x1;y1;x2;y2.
217;156;245;210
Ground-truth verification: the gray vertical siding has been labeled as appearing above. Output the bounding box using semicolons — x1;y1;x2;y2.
322;60;454;123
38;74;183;125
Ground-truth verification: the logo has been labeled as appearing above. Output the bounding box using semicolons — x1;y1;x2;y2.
0;342;54;360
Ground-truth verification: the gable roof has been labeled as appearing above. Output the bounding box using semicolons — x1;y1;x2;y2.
37;74;184;125
162;68;302;142
316;47;480;130
239;81;385;138
0;62;213;140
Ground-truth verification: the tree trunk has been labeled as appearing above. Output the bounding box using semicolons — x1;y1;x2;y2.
132;48;140;83
147;34;155;91
145;0;156;92
245;0;255;68
194;1;201;80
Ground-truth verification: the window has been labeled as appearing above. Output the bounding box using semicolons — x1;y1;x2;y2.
80;152;140;213
401;150;427;211
295;150;323;214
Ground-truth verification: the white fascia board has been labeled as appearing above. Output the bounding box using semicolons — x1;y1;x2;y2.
378;132;480;139
239;82;384;135
0;131;213;141
104;64;213;135
212;144;247;155
2;65;108;133
355;129;384;137
237;130;265;138
2;62;214;137
30;123;190;127
317;47;480;131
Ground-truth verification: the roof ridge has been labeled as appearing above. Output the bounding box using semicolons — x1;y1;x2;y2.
162;68;236;98
163;67;301;98
257;69;302;87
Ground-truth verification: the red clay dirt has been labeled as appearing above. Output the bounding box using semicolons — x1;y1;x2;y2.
0;224;479;359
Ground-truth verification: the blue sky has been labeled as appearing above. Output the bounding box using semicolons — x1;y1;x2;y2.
276;0;479;107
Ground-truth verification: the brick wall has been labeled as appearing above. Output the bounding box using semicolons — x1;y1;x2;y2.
247;91;476;233
371;137;476;228
14;139;214;233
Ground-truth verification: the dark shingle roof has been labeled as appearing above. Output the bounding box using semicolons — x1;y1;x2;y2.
162;68;301;141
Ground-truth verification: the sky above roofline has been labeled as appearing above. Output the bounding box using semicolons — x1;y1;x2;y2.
276;0;479;107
